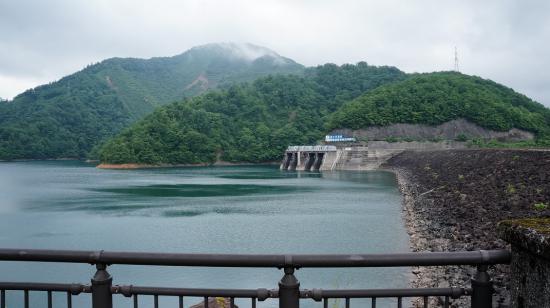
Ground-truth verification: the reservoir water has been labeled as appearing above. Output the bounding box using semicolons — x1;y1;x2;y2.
0;161;410;307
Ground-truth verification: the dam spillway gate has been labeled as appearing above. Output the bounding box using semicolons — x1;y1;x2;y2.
280;145;338;171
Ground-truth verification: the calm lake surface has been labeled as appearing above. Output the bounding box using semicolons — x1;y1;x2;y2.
0;161;410;307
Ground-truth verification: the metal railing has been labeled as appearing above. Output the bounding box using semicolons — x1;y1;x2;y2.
0;248;511;308
286;146;337;152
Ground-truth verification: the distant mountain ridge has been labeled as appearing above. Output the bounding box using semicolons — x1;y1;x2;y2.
0;43;304;159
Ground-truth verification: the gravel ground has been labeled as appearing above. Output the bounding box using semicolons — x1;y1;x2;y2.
383;149;550;307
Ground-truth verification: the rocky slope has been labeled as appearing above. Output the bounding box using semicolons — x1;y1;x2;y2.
332;118;535;142
383;149;550;307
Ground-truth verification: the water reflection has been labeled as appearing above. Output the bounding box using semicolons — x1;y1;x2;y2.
93;183;306;197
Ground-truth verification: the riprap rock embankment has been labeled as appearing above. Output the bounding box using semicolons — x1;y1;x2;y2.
383;149;550;307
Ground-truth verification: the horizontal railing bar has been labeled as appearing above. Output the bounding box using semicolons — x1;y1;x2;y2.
0;249;510;267
0;282;470;300
0;282;90;293
301;287;469;300
113;285;278;299
0;282;277;300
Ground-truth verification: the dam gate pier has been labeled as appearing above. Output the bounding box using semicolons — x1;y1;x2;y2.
280;145;338;171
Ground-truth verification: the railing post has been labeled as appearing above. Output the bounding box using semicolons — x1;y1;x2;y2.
471;265;492;308
91;263;112;308
279;267;300;308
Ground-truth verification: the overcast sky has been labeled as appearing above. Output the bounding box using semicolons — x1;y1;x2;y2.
1;0;549;106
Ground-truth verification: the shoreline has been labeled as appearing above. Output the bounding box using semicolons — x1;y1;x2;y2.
96;161;280;169
385;166;470;307
0;158;84;162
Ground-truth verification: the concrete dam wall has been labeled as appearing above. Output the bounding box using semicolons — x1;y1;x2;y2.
281;141;468;171
280;145;339;171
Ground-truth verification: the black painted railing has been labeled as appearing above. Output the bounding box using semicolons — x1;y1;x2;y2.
0;248;511;308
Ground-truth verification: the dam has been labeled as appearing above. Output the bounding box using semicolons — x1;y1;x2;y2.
281;141;467;171
283;118;536;171
280;145;338;171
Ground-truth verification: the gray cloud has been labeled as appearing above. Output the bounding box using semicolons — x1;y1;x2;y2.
0;0;549;107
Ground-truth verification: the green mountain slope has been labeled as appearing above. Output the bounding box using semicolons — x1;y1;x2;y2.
98;62;406;164
327;72;550;139
0;43;304;160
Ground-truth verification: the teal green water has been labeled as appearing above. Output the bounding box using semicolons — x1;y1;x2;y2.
0;161;410;307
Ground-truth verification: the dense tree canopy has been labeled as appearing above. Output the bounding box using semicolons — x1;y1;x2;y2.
0;43;304;160
99;71;550;165
0;74;129;159
98;63;406;164
327;72;550;137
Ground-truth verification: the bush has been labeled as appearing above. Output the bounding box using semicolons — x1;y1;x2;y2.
455;134;469;142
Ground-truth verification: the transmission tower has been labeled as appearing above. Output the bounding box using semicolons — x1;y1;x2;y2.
454;46;460;72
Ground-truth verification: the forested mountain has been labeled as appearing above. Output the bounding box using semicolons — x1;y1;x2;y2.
0;43;303;160
99;70;550;165
327;72;550;138
98;62;406;164
6;43;547;165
